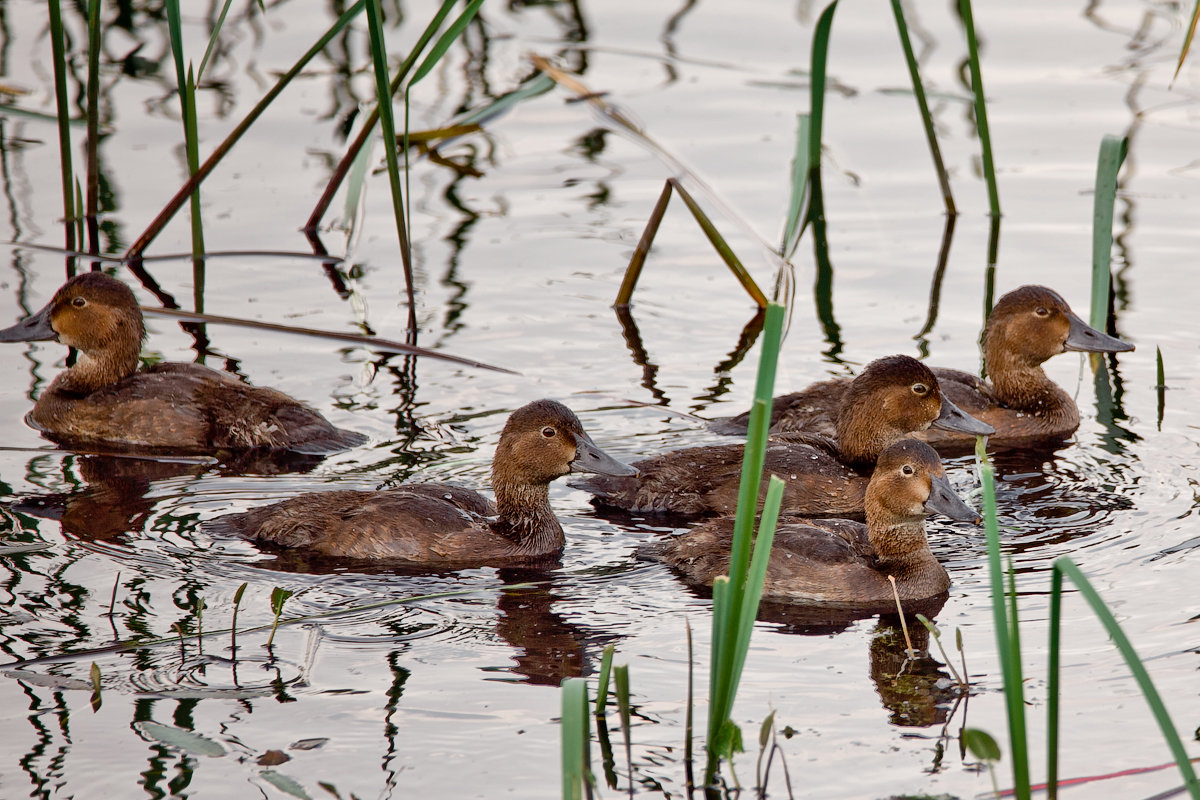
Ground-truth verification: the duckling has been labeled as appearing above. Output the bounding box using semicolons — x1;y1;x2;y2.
0;272;366;455
646;439;979;606
577;355;990;518
712;286;1133;450
205;399;636;566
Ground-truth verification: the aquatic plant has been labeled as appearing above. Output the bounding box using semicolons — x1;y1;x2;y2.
969;441;1200;800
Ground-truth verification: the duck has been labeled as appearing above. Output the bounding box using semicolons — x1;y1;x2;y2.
645;439;979;607
711;286;1133;450
577;355;991;519
0;271;367;455
205;399;636;566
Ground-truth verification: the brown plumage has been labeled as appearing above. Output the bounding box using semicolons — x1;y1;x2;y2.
647;439;979;607
206;399;635;567
712;287;1133;451
0;272;366;455
578;355;988;519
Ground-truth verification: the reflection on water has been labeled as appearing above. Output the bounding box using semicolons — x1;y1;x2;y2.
0;0;1197;797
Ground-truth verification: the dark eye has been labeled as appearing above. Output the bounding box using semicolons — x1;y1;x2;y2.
911;383;929;396
71;296;87;308
900;464;915;477
1034;306;1049;317
541;426;556;438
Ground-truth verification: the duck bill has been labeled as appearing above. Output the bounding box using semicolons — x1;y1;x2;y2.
570;433;637;477
931;396;995;436
924;474;980;524
1063;312;1134;354
0;302;56;343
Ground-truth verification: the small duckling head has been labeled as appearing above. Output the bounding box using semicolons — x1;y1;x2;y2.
491;399;635;490
837;355;990;465
0;272;145;388
866;439;980;530
985;285;1134;372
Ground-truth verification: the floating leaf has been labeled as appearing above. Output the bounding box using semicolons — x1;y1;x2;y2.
259;769;312;799
0;543;53;556
89;662;102;713
289;738;329;751
134;720;226;757
962;727;1001;763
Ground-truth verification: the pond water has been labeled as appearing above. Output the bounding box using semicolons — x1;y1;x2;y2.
0;0;1198;797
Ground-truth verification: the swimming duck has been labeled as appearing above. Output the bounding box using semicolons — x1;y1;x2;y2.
712;286;1133;450
646;439;978;606
577;355;990;518
0;272;366;455
205;399;636;565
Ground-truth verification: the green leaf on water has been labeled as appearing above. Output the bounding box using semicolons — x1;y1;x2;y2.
134;720;226;757
962;727;1001;763
715;719;744;760
758;709;776;749
259;769;312;799
270;587;294;616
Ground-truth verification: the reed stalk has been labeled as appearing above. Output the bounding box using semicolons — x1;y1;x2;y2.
959;0;1000;220
703;301;786;786
1090;134;1128;331
47;0;77;255
561;677;591;800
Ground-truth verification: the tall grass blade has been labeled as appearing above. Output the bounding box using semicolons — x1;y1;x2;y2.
1090;134;1128;330
616;181;672;306
890;0;956;215
408;0;485;88
47;0;77;254
197;0;236;82
705;302;785;786
141;306;516;373
595;645;615;715
1049;558;1200;799
615;664;633;796
780;114;811;260
1172;1;1200;86
364;0;416;336
959;0;1000;219
85;0;101;254
976;439;1030;798
671;179;767;308
561;677;590;800
807;2;838;185
126;1;366;259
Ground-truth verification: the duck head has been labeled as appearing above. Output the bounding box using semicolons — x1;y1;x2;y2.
491;399;635;490
866;438;980;534
985;285;1134;371
0;272;146;388
836;355;992;465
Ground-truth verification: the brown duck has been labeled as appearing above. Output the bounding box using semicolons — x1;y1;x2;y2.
577;355;990;518
206;399;635;566
0;272;366;455
712;285;1133;450
646;439;979;607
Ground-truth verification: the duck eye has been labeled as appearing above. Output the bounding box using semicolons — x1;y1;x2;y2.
71;296;87;308
900;464;915;477
541;426;556;438
911;383;929;396
1034;306;1049;317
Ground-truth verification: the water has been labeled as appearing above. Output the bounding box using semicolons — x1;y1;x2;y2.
0;0;1198;797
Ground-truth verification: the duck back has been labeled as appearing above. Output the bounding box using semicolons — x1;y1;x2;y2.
579;438;867;518
207;484;521;563
32;362;367;454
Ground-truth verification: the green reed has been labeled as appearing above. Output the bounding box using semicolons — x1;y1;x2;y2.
704;302;786;786
84;0;101;254
1090;134;1129;330
47;0;76;255
959;0;1000;220
1173;2;1200;84
890;0;955;215
562;677;593;800
972;441;1200;800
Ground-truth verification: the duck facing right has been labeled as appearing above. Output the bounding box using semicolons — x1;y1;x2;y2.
644;438;979;609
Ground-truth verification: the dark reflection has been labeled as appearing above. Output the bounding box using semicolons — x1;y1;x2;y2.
1091;353;1137;455
659;0;700;84
493;568;614;685
612;304;765;411
866;615;958;728
913;214;957;358
807;170;843;364
4;450;337;543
